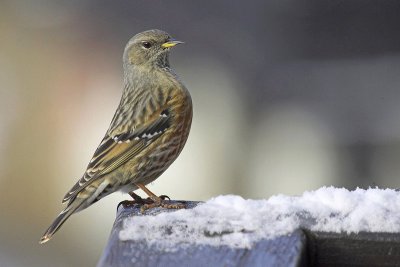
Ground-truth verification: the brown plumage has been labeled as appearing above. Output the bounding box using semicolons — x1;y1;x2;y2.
40;29;192;244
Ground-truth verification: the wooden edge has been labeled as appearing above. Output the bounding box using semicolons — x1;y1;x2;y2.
304;230;400;267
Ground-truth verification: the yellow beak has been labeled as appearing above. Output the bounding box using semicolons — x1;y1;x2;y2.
161;40;184;48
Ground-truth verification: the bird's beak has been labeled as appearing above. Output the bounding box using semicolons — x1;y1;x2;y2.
161;39;184;48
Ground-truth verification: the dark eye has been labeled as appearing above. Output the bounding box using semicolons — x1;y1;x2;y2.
142;41;152;49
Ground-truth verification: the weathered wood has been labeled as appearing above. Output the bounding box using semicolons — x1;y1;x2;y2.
98;201;400;267
305;231;400;267
97;201;309;267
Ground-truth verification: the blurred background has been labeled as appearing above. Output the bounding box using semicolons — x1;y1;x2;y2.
1;0;400;266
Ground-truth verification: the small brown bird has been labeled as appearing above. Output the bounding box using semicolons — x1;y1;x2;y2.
40;29;192;244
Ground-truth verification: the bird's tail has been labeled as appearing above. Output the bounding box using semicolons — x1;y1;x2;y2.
39;199;84;244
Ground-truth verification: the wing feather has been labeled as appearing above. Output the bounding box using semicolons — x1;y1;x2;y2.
62;105;172;204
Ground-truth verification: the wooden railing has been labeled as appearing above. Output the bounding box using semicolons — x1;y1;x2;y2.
97;201;400;267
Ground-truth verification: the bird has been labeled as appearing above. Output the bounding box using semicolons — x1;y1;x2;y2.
39;29;193;244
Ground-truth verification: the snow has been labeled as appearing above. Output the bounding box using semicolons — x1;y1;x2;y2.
119;186;400;250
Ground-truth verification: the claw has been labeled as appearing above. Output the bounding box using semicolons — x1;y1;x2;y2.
159;195;171;200
117;200;136;210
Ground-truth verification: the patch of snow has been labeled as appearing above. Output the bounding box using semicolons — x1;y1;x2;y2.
119;187;400;250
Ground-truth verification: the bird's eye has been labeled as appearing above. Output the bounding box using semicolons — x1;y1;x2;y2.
142;42;152;49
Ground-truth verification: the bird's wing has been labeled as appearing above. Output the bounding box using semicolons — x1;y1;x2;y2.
62;104;172;204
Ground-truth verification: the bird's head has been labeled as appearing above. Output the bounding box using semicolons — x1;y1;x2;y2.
123;29;183;68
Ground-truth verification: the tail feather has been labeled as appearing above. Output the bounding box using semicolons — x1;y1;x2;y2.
39;200;83;244
40;179;110;244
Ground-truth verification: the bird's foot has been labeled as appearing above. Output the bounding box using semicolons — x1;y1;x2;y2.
131;183;186;213
140;196;185;213
117;192;155;210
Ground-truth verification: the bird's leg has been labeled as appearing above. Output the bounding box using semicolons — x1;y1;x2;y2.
129;191;145;203
135;183;185;213
129;191;156;204
135;183;161;203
